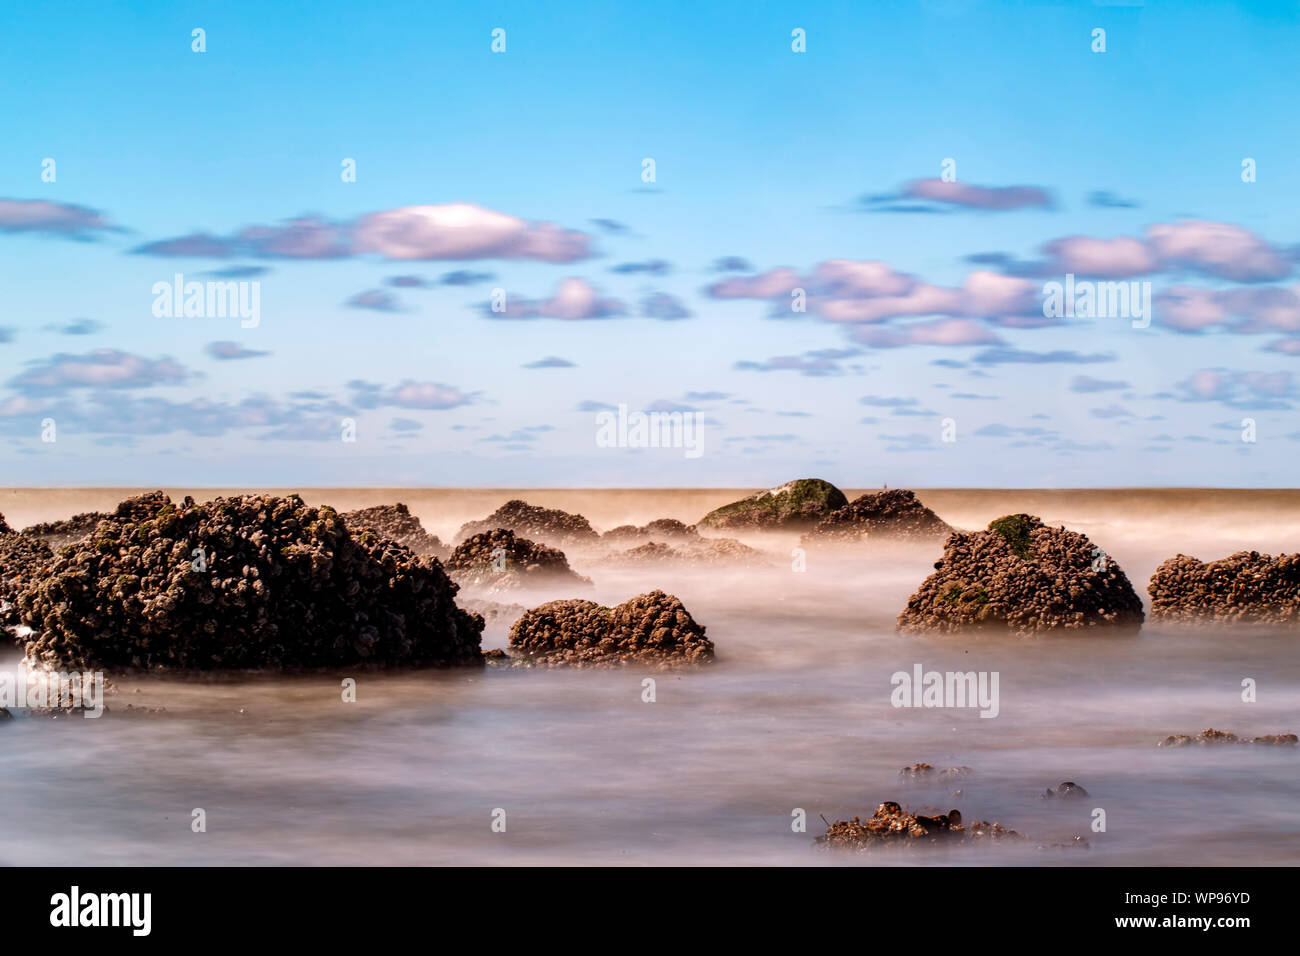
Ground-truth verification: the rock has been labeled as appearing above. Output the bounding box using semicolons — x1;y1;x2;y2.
343;504;449;560
1042;781;1089;799
16;493;482;671
446;529;591;591
458;597;527;629
896;513;1144;633
21;491;173;548
802;489;954;545
820;801;1022;850
697;479;848;531
1157;728;1297;747
900;763;972;778
0;523;53;634
604;536;769;568
507;589;713;668
602;519;699;543
456;499;599;548
1148;551;1300;625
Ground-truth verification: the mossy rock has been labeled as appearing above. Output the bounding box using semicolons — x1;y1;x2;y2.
698;479;849;530
988;514;1037;559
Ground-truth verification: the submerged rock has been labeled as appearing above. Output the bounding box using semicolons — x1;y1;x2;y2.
343;503;449;560
16;493;482;671
1157;728;1298;747
508;589;713;667
1042;781;1089;799
446;528;591;591
456;499;599;547
1148;551;1300;625
897;514;1144;633
820;801;1022;850
803;489;954;545
697;478;848;531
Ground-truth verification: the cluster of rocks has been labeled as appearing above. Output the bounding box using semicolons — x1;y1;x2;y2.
342;504;449;560
897;514;1145;633
445;528;591;592
803;489;954;545
507;589;713;668
16;492;482;671
820;801;1023;850
1148;551;1300;625
697;479;848;531
20;491;173;548
1157;729;1298;747
456;500;599;548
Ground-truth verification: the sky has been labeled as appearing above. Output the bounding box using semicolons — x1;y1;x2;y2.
2;0;1299;488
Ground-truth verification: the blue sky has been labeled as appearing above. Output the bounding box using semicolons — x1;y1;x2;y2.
2;0;1299;487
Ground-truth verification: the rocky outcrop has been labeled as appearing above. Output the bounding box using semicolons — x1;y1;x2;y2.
897;514;1144;633
446;528;591;591
507;589;713;667
1148;551;1300;625
16;493;482;671
820;801;1022;849
21;491;173;548
0;517;52;633
605;536;768;568
343;503;449;560
602;519;698;543
802;489;954;544
1157;729;1297;747
456;499;599;547
697;479;848;531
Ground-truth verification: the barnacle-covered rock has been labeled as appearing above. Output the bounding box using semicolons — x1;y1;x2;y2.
602;519;699;543
343;503;449;560
802;489;954;545
604;536;768;568
446;528;591;591
820;801;1022;850
456;499;599;547
897;514;1144;633
16;493;482;671
0;517;53;634
697;478;848;531
1148;551;1300;625
1157;728;1297;747
508;589;713;667
21;490;173;548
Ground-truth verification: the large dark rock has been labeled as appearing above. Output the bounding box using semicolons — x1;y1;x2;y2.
16;493;482;671
0;516;52;633
802;489;953;544
21;491;173;548
1148;551;1300;625
456;499;599;547
508;589;713;667
897;514;1144;633
697;479;848;531
343;503;449;560
445;528;591;591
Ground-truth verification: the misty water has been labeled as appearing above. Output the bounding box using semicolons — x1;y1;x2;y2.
2;489;1297;865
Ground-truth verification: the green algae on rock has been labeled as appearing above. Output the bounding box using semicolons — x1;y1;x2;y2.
697;478;848;531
